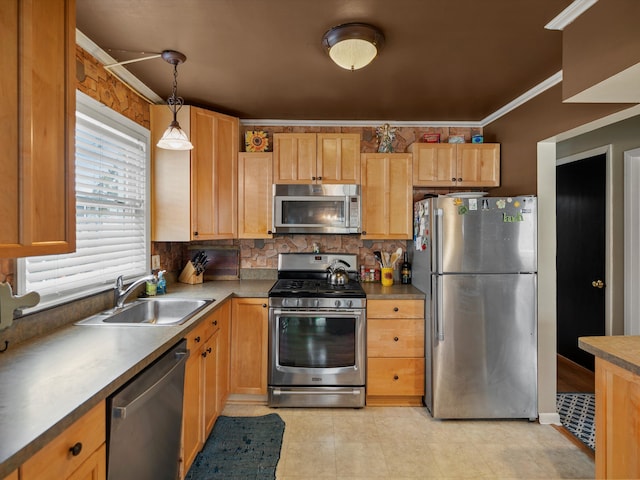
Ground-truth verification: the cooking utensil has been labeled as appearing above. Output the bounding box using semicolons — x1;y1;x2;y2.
373;251;383;268
382;252;390;268
326;259;351;285
389;249;401;269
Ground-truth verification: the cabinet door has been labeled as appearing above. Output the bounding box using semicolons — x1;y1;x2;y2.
238;152;273;238
21;401;105;480
66;445;106;480
410;144;456;187
361;153;412;239
273;133;317;183
202;333;218;438
181;321;208;477
317;133;361;184
0;0;75;257
456;144;500;187
191;108;238;239
214;301;231;413
230;298;268;395
595;358;640;479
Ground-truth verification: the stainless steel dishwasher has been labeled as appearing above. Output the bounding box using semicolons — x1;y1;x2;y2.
107;339;188;480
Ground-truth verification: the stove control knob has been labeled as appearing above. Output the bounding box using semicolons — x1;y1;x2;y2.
346;300;353;308
314;299;320;308
335;300;341;308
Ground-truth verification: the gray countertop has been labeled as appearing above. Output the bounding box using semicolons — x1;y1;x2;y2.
0;279;423;476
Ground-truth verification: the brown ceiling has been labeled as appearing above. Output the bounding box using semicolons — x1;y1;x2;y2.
76;0;574;122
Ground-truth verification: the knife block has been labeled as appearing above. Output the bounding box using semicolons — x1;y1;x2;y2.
178;261;203;284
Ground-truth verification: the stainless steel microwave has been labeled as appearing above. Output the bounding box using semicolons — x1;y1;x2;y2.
273;184;361;234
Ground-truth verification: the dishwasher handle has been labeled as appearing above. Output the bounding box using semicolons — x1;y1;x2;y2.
113;349;188;420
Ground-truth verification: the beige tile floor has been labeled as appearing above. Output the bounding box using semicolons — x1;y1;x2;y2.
221;404;594;480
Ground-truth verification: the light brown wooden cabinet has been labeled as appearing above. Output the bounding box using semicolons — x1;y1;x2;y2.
3;470;18;480
366;300;425;406
409;143;500;187
0;0;76;257
20;401;106;480
151;105;239;241
238;152;273;238
360;153;413;239
594;357;640;479
180;301;230;479
273;133;360;184
230;298;268;396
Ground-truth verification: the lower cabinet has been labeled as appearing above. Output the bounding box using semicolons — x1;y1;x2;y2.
595;357;640;479
230;298;269;396
366;299;425;406
20;401;106;480
181;301;231;479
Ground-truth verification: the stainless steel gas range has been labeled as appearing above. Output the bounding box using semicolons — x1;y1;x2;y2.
268;253;366;408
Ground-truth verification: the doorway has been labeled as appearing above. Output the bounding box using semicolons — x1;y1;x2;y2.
556;151;607;374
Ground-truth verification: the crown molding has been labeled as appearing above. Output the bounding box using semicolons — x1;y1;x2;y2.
76;29;164;104
545;0;598;31
238;119;482;127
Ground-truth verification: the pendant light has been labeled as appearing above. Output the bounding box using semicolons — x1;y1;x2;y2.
322;23;385;71
157;50;193;150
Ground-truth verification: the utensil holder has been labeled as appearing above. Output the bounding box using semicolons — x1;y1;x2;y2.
381;267;394;287
178;261;203;284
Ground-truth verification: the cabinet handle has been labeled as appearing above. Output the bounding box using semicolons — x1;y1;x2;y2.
393;307;399;312
195;336;201;343
362;231;367;235
69;442;83;456
194;231;198;236
312;176;316;180
207;347;212;353
212;320;218;326
262;303;267;308
452;177;456;182
267;230;272;235
458;178;462;182
393;375;399;381
202;351;207;358
393;336;399;342
318;176;322;180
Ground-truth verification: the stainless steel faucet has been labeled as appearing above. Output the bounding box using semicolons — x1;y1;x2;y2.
114;274;156;308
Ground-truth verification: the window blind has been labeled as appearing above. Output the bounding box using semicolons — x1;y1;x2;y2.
19;92;150;305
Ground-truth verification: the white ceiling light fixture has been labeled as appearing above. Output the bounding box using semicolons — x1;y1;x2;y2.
322;23;385;71
157;50;194;150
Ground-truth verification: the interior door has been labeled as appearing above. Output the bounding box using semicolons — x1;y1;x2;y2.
556;153;606;371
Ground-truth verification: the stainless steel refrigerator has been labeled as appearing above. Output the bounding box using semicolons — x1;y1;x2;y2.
412;195;537;419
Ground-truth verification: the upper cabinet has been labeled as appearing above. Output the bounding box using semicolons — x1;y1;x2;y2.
409;143;500;188
238;152;273;239
273;133;360;184
361;153;413;240
0;0;76;257
151;105;239;241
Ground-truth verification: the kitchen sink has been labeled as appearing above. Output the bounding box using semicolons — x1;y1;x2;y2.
75;298;214;326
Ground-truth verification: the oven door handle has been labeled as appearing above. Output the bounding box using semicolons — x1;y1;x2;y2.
271;388;363;396
271;308;363;316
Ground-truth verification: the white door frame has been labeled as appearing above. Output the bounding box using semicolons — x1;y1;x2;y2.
557;145;613;336
624;147;640;334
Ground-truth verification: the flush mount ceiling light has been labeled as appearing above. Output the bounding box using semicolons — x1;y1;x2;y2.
322;23;385;71
157;50;194;150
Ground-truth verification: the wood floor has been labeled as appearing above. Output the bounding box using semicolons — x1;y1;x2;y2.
557;354;595;393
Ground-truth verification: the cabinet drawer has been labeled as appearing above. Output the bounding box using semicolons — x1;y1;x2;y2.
21;401;106;480
368;319;424;357
185;320;209;351
367;299;423;319
367;358;425;396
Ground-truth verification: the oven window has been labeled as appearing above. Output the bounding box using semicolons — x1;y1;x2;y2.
278;316;355;368
282;200;345;225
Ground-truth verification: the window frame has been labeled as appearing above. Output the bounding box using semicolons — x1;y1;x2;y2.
17;90;151;311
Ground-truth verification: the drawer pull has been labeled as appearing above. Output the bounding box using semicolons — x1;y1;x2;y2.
212;320;218;326
69;442;83;456
393;336;399;342
393;375;399;381
393;307;399;312
262;304;267;308
195;336;201;343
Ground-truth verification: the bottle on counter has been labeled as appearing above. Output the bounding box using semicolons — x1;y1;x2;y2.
401;252;412;284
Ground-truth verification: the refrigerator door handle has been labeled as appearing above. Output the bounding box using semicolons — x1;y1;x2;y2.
433;275;444;341
434;208;444;274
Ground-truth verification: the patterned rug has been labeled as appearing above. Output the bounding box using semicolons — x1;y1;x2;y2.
556;392;595;451
186;414;285;480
